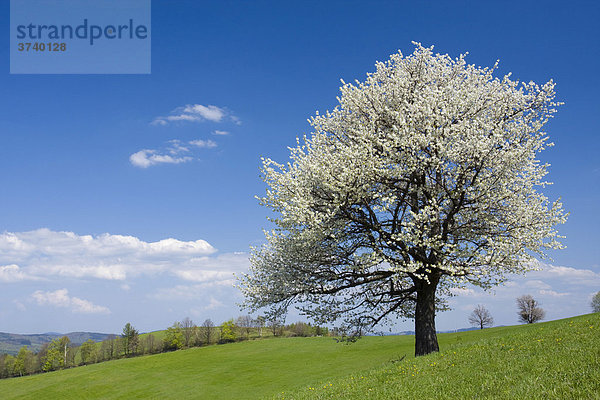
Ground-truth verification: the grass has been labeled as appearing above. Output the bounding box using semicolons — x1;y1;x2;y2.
0;328;491;400
1;314;597;399
279;313;600;400
0;335;405;399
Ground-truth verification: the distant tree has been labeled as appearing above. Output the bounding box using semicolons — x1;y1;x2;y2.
98;339;110;361
591;291;600;313
254;316;266;337
42;338;67;371
468;305;494;329
267;309;286;337
145;334;157;354
163;322;184;351
99;334;118;360
112;335;121;358
13;346;34;376
59;336;71;367
181;317;197;347
289;322;315;337
219;319;237;343
517;295;545;324
67;345;77;367
122;323;139;357
12;351;25;377
3;355;15;377
137;338;146;355
36;342;49;370
0;354;6;378
314;325;328;336
113;337;123;358
236;315;253;339
27;345;38;374
200;319;215;345
80;339;97;365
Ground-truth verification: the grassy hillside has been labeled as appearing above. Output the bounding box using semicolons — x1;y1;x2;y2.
0;328;493;400
280;313;600;400
1;314;597;399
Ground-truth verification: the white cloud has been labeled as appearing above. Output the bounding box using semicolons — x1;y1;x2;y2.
440;261;600;330
166;114;202;123
183;104;225;122
531;264;600;286
130;149;193;168
212;130;229;136
152;279;237;301
189;139;217;148
31;289;110;314
0;229;218;282
152;253;249;303
152;104;239;126
173;269;233;283
538;289;570;297
205;297;225;310
449;287;477;296
167;139;190;154
130;138;217;168
524;280;552;290
12;300;26;311
148;238;217;255
0;264;35;282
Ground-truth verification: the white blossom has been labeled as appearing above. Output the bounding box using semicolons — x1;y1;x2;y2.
240;43;566;336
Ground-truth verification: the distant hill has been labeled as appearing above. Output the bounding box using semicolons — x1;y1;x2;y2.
0;332;115;355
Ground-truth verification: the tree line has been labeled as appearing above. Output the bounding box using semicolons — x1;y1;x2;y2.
4;290;597;379
0;315;328;379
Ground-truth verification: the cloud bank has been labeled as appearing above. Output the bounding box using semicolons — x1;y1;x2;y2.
0;229;249;283
0;264;35;282
130;149;193;168
441;261;600;328
130;139;218;168
152;104;240;126
31;289;111;314
1;229;250;332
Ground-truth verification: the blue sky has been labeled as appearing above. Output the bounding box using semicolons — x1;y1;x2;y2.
0;0;599;334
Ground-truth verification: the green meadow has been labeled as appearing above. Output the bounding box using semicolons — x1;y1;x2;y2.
282;313;600;400
1;314;598;400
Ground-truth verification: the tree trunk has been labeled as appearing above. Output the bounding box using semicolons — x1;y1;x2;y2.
414;275;440;356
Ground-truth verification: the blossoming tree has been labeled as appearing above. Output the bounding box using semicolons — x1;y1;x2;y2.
240;43;566;356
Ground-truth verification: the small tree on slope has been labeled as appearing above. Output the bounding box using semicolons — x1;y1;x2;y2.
240;43;566;356
468;305;494;329
517;294;545;324
122;323;139;357
591;291;600;313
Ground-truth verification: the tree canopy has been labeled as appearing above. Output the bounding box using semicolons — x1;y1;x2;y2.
591;291;600;313
468;304;494;329
240;43;566;356
121;323;139;357
517;294;546;324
